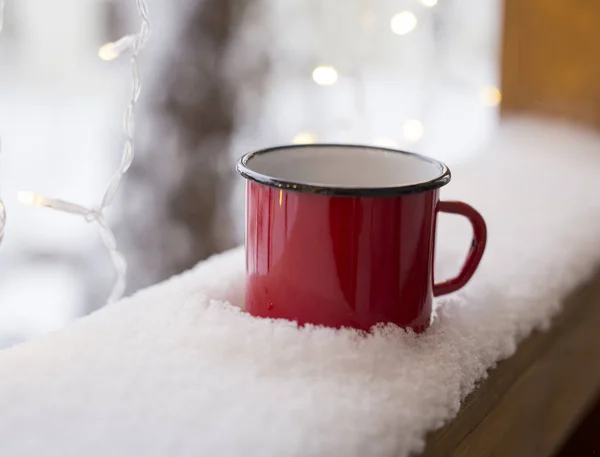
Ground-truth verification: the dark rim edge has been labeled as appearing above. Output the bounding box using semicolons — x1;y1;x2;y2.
236;143;451;197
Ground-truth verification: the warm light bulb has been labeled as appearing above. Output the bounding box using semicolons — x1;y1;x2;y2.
98;42;119;61
312;66;338;86
390;12;417;35
421;0;438;7
402;119;424;142
373;138;399;148
98;35;135;61
292;132;316;144
479;86;502;106
18;191;44;207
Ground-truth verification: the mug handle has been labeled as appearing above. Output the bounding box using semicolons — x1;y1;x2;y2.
433;201;487;297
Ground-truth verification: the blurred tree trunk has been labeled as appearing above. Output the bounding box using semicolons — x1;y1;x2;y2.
119;0;267;293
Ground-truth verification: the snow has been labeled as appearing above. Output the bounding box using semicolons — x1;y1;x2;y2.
0;117;599;456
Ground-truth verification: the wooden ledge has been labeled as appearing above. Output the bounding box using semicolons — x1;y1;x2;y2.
421;270;600;457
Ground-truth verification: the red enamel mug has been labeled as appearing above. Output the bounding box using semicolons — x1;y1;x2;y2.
237;144;487;332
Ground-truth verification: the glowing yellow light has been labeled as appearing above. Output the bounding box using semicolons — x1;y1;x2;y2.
373;138;400;148
98;42;120;61
292;132;316;144
312;66;338;86
390;11;417;36
279;190;283;206
421;0;438;7
479;86;502;106
18;191;45;207
402;119;424;142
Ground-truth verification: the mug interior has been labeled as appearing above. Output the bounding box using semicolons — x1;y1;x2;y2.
241;145;448;190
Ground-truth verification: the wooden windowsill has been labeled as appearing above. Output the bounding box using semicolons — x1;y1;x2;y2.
420;270;600;457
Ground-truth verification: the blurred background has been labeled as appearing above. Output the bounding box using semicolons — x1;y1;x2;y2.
0;0;503;347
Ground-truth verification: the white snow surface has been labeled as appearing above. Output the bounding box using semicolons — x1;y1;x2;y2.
0;117;599;457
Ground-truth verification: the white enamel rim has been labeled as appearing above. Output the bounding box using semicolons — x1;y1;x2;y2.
236;144;451;197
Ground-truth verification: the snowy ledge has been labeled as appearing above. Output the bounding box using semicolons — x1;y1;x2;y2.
0;117;600;457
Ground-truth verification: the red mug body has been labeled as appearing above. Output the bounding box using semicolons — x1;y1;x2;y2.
238;145;486;332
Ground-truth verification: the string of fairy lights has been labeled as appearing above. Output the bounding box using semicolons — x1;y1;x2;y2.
294;0;502;147
17;0;150;303
0;0;499;303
